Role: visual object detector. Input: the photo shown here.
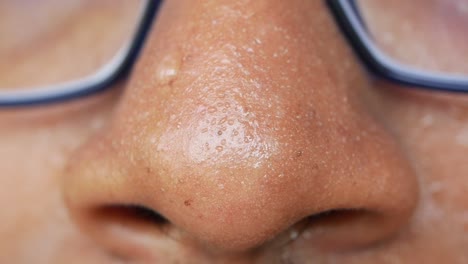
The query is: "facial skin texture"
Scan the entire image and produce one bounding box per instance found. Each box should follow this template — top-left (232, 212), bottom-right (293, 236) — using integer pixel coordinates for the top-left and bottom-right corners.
top-left (1, 0), bottom-right (467, 263)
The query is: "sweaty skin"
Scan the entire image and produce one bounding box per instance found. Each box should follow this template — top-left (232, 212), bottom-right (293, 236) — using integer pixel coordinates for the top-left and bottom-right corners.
top-left (1, 0), bottom-right (467, 263)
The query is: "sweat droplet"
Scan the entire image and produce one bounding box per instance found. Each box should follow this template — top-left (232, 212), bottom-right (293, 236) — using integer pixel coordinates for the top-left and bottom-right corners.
top-left (215, 146), bottom-right (224, 152)
top-left (208, 107), bottom-right (217, 113)
top-left (156, 52), bottom-right (181, 85)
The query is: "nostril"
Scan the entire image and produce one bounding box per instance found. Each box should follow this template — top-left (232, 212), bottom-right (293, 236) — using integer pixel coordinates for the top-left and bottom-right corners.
top-left (92, 204), bottom-right (169, 227)
top-left (80, 204), bottom-right (170, 260)
top-left (307, 208), bottom-right (371, 227)
top-left (297, 209), bottom-right (386, 250)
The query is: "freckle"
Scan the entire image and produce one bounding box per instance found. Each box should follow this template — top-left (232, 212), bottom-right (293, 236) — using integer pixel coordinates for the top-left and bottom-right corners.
top-left (184, 199), bottom-right (193, 206)
top-left (146, 167), bottom-right (151, 173)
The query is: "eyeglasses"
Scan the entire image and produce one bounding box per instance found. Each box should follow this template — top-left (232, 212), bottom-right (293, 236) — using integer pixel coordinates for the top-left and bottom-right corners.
top-left (0, 0), bottom-right (466, 107)
top-left (0, 0), bottom-right (160, 106)
top-left (329, 0), bottom-right (468, 93)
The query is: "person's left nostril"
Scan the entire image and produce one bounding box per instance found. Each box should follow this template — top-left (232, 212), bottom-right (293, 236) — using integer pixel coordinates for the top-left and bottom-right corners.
top-left (72, 202), bottom-right (174, 261)
top-left (299, 208), bottom-right (385, 250)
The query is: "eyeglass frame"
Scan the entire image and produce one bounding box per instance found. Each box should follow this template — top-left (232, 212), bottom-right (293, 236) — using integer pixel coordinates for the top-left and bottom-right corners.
top-left (328, 0), bottom-right (468, 93)
top-left (1, 0), bottom-right (466, 107)
top-left (0, 0), bottom-right (161, 107)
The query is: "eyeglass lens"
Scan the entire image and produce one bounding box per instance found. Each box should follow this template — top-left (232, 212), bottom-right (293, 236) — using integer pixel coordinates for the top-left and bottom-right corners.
top-left (0, 0), bottom-right (144, 91)
top-left (357, 0), bottom-right (468, 76)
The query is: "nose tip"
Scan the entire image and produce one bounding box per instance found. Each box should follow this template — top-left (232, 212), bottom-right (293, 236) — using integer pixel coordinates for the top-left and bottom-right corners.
top-left (63, 88), bottom-right (418, 258)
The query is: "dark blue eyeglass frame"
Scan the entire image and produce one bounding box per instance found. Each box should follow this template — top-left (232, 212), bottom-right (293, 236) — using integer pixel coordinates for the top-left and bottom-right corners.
top-left (1, 0), bottom-right (467, 107)
top-left (328, 0), bottom-right (468, 93)
top-left (0, 0), bottom-right (162, 107)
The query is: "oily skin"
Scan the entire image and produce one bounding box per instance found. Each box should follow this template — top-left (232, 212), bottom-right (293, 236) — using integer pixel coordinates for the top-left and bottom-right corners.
top-left (1, 0), bottom-right (467, 263)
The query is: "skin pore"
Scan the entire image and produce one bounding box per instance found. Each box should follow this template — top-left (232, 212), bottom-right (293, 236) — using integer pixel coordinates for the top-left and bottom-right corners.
top-left (1, 0), bottom-right (467, 263)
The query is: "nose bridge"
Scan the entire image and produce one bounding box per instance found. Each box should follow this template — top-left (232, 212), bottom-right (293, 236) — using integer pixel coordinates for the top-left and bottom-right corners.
top-left (105, 0), bottom-right (358, 247)
top-left (116, 0), bottom-right (356, 171)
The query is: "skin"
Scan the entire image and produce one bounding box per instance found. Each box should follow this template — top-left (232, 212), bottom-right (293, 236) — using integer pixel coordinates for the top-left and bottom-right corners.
top-left (0, 0), bottom-right (467, 263)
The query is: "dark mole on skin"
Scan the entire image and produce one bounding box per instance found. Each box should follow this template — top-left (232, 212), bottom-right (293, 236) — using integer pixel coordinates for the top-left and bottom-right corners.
top-left (184, 199), bottom-right (193, 206)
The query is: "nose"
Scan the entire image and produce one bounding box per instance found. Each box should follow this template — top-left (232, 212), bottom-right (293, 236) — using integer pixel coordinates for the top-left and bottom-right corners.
top-left (63, 0), bottom-right (418, 261)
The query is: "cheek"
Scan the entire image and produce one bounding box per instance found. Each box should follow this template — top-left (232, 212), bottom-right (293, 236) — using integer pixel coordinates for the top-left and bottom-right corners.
top-left (0, 91), bottom-right (117, 261)
top-left (385, 88), bottom-right (468, 208)
top-left (356, 85), bottom-right (468, 263)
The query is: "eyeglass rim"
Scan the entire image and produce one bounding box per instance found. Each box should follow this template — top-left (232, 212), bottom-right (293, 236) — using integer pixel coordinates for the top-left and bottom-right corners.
top-left (328, 0), bottom-right (468, 93)
top-left (2, 0), bottom-right (466, 107)
top-left (0, 0), bottom-right (161, 107)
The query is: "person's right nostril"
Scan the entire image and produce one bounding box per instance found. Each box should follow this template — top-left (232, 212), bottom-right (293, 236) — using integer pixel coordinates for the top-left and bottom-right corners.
top-left (93, 204), bottom-right (169, 230)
